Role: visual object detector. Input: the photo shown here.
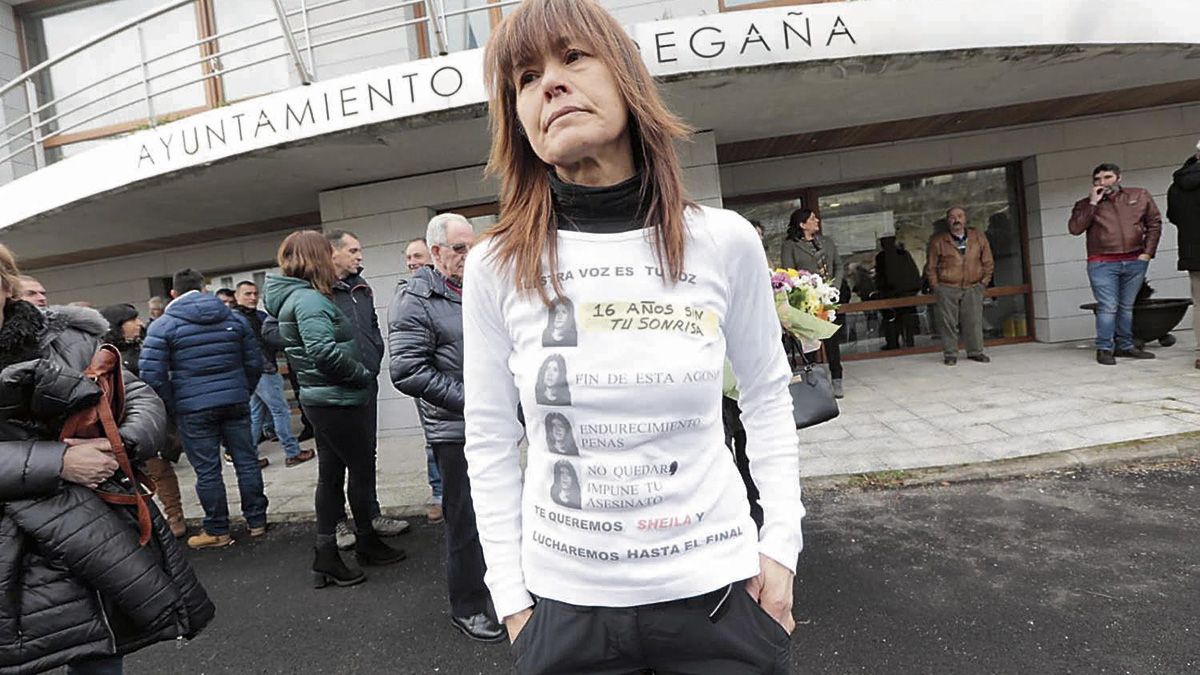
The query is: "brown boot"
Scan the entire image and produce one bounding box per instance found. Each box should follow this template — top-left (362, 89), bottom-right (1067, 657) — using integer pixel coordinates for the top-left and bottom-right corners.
top-left (145, 457), bottom-right (187, 538)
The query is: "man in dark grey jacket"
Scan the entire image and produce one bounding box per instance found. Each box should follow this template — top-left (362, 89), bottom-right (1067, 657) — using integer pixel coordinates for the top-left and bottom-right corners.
top-left (325, 230), bottom-right (409, 546)
top-left (389, 213), bottom-right (502, 643)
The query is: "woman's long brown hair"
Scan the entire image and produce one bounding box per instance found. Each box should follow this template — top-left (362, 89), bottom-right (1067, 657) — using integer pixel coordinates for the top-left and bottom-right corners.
top-left (483, 0), bottom-right (693, 305)
top-left (0, 243), bottom-right (20, 301)
top-left (277, 230), bottom-right (337, 297)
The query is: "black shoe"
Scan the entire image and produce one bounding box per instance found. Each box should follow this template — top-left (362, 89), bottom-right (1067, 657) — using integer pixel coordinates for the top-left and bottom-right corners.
top-left (944, 355), bottom-right (957, 366)
top-left (312, 543), bottom-right (366, 589)
top-left (354, 531), bottom-right (406, 567)
top-left (967, 354), bottom-right (991, 363)
top-left (1114, 348), bottom-right (1156, 359)
top-left (449, 613), bottom-right (505, 643)
top-left (1096, 350), bottom-right (1116, 365)
top-left (298, 428), bottom-right (315, 443)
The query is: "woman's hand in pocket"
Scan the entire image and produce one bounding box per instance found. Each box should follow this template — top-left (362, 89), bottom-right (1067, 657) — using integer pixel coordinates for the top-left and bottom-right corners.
top-left (505, 607), bottom-right (534, 644)
top-left (746, 554), bottom-right (796, 635)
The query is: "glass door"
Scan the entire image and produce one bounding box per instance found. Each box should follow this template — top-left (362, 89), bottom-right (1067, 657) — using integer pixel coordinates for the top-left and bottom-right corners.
top-left (729, 164), bottom-right (1033, 359)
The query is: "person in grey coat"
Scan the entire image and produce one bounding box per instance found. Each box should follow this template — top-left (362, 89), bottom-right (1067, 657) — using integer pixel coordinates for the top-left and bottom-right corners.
top-left (388, 213), bottom-right (503, 643)
top-left (780, 208), bottom-right (846, 397)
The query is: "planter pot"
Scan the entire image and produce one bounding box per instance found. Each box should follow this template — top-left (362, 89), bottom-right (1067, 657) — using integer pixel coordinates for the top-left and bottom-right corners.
top-left (1079, 298), bottom-right (1193, 347)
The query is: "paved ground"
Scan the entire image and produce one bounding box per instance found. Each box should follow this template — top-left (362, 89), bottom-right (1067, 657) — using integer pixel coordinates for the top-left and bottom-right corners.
top-left (170, 334), bottom-right (1200, 522)
top-left (128, 457), bottom-right (1200, 675)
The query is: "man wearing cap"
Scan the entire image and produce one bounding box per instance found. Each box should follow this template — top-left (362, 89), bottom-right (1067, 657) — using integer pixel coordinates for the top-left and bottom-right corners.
top-left (1168, 141), bottom-right (1200, 370)
top-left (1069, 163), bottom-right (1162, 365)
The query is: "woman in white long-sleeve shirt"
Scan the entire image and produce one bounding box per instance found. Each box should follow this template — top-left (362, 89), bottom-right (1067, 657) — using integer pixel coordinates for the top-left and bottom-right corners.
top-left (462, 1), bottom-right (804, 672)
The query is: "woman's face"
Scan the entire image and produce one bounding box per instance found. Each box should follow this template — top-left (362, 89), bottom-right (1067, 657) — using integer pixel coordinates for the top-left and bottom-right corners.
top-left (514, 43), bottom-right (631, 176)
top-left (550, 419), bottom-right (567, 442)
top-left (121, 318), bottom-right (142, 341)
top-left (553, 304), bottom-right (569, 330)
top-left (543, 360), bottom-right (560, 386)
top-left (557, 468), bottom-right (575, 490)
top-left (802, 213), bottom-right (821, 236)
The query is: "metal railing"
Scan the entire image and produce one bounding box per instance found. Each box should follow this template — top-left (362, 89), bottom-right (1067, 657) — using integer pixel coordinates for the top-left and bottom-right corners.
top-left (0, 0), bottom-right (520, 171)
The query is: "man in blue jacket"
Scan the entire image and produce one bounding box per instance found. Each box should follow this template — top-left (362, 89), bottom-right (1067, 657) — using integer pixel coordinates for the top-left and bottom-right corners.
top-left (140, 268), bottom-right (268, 550)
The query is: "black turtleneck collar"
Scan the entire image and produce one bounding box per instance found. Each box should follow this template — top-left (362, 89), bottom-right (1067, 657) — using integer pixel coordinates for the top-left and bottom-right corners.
top-left (549, 170), bottom-right (647, 235)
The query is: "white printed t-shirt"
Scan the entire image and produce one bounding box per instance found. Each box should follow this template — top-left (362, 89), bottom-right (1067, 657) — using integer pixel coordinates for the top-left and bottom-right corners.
top-left (462, 204), bottom-right (805, 619)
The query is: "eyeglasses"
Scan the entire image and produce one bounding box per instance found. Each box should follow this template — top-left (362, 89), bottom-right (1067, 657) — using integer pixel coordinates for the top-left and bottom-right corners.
top-left (451, 243), bottom-right (472, 254)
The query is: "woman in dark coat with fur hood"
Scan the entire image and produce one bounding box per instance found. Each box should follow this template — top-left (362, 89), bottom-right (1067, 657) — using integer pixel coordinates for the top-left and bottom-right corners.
top-left (100, 303), bottom-right (189, 538)
top-left (0, 245), bottom-right (213, 675)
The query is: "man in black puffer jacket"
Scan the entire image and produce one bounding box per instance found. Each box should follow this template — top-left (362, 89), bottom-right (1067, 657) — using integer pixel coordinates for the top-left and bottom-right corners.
top-left (0, 252), bottom-right (213, 675)
top-left (1168, 141), bottom-right (1200, 370)
top-left (389, 213), bottom-right (503, 643)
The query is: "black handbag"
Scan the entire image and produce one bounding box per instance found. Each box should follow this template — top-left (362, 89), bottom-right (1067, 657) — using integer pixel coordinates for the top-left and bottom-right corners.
top-left (789, 347), bottom-right (839, 429)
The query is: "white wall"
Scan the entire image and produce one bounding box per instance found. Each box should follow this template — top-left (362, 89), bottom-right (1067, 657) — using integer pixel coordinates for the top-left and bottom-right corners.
top-left (0, 0), bottom-right (33, 184)
top-left (318, 131), bottom-right (722, 436)
top-left (28, 231), bottom-right (289, 312)
top-left (720, 103), bottom-right (1200, 343)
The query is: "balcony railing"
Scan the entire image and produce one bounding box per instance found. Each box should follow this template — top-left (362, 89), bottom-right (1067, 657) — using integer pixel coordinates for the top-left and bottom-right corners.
top-left (0, 0), bottom-right (519, 173)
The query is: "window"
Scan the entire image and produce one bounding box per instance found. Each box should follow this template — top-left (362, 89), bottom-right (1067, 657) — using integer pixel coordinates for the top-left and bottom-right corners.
top-left (729, 164), bottom-right (1032, 358)
top-left (212, 266), bottom-right (277, 309)
top-left (22, 0), bottom-right (207, 157)
top-left (210, 0), bottom-right (297, 102)
top-left (436, 0), bottom-right (514, 54)
top-left (718, 0), bottom-right (843, 12)
top-left (16, 0), bottom-right (502, 160)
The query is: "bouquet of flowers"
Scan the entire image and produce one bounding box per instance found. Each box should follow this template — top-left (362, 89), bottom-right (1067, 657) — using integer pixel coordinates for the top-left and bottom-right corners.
top-left (771, 268), bottom-right (841, 353)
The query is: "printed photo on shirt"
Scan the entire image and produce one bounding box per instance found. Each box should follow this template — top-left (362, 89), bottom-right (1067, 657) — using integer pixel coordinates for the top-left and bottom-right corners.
top-left (551, 459), bottom-right (582, 510)
top-left (535, 354), bottom-right (572, 406)
top-left (544, 412), bottom-right (580, 456)
top-left (542, 297), bottom-right (578, 347)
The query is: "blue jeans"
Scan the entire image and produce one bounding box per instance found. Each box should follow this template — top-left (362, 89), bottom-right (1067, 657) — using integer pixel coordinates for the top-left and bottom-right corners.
top-left (1087, 259), bottom-right (1148, 352)
top-left (416, 405), bottom-right (442, 502)
top-left (426, 443), bottom-right (443, 503)
top-left (177, 403), bottom-right (269, 535)
top-left (250, 372), bottom-right (302, 459)
top-left (66, 655), bottom-right (123, 675)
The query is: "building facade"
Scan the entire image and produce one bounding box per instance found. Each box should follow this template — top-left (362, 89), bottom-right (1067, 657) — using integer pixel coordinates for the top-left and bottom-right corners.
top-left (1, 0), bottom-right (1197, 434)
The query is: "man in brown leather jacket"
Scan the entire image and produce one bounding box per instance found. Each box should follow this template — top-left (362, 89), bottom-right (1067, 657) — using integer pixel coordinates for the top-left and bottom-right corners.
top-left (926, 207), bottom-right (994, 365)
top-left (1068, 163), bottom-right (1162, 365)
